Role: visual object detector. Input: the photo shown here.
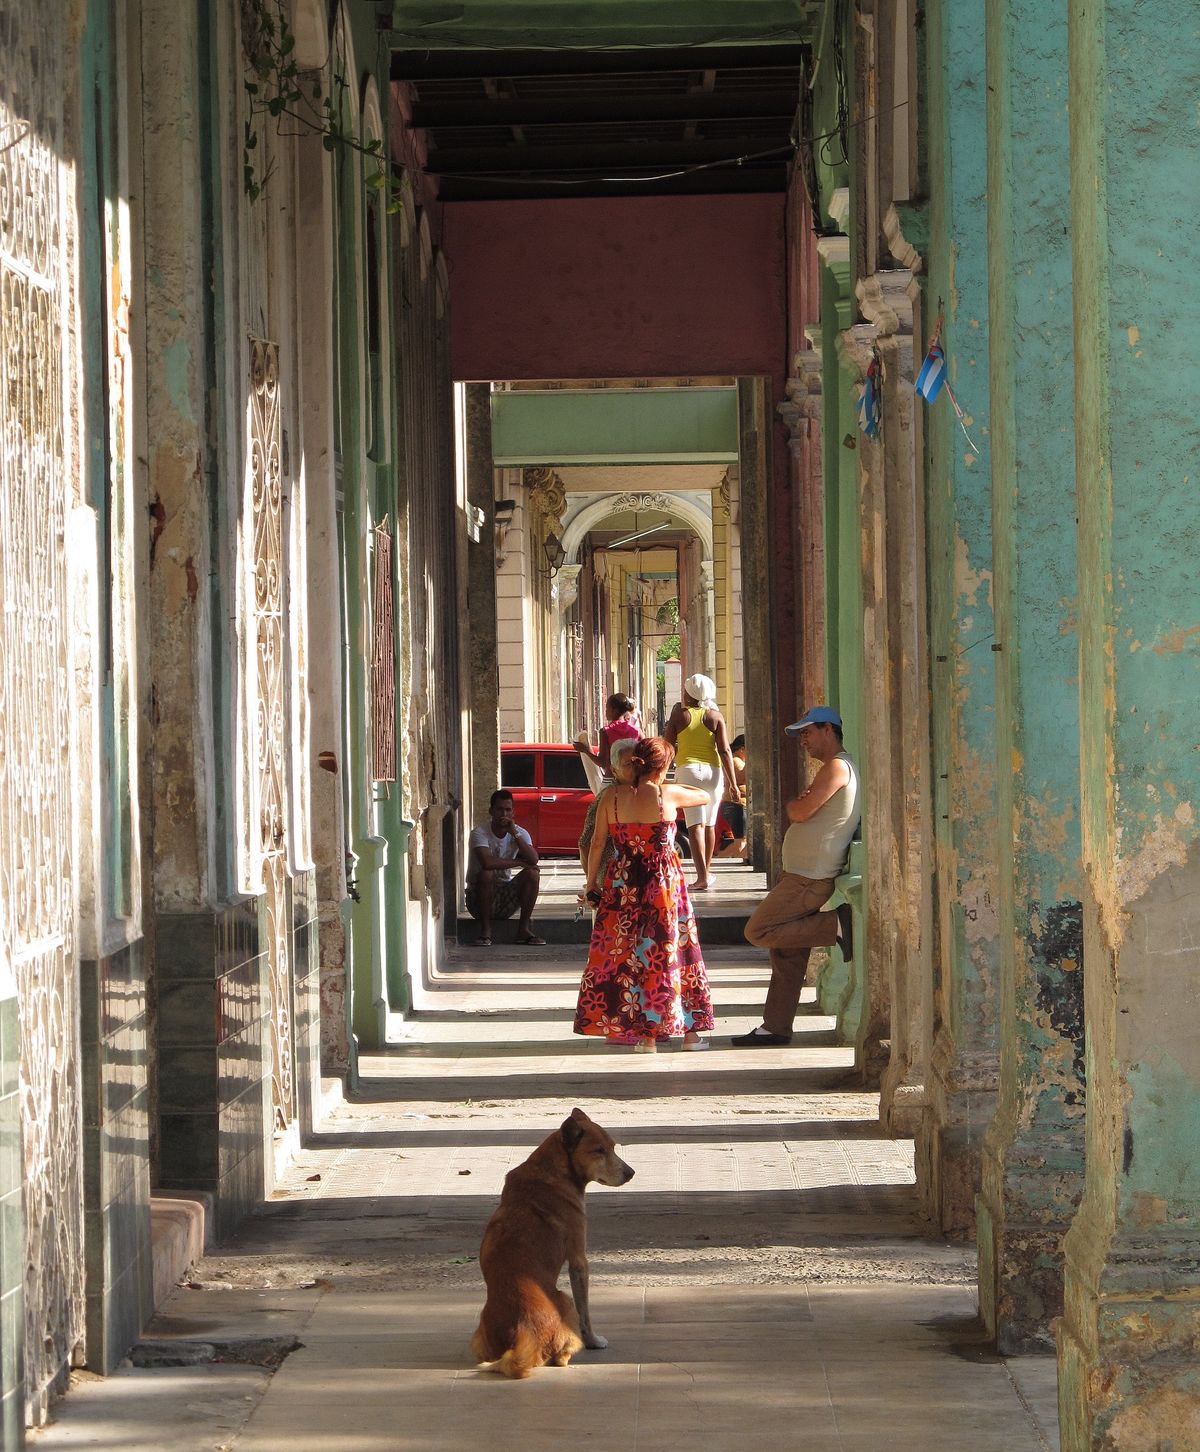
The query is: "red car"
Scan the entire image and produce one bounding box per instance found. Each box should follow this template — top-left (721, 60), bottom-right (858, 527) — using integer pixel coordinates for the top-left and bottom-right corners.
top-left (499, 743), bottom-right (731, 857)
top-left (500, 744), bottom-right (594, 856)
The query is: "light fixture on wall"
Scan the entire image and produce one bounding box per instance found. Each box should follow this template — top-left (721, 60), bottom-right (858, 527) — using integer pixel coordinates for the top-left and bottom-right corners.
top-left (543, 531), bottom-right (567, 578)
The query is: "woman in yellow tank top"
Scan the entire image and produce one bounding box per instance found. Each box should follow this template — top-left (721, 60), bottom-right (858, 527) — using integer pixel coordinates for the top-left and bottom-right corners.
top-left (665, 673), bottom-right (742, 891)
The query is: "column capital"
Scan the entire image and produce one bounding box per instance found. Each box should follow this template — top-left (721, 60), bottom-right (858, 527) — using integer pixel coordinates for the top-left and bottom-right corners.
top-left (856, 268), bottom-right (916, 340)
top-left (556, 563), bottom-right (582, 611)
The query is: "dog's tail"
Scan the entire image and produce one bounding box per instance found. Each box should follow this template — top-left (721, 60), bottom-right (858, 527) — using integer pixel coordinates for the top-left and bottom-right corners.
top-left (487, 1328), bottom-right (541, 1381)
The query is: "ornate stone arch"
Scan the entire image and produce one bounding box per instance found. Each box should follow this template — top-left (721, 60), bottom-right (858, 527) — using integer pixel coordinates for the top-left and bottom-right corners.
top-left (561, 491), bottom-right (715, 564)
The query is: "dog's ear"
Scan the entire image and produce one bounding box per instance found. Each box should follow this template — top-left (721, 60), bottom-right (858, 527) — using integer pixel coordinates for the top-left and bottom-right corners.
top-left (560, 1114), bottom-right (584, 1152)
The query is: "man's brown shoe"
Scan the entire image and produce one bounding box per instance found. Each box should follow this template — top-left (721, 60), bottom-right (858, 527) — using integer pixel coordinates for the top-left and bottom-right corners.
top-left (835, 904), bottom-right (854, 961)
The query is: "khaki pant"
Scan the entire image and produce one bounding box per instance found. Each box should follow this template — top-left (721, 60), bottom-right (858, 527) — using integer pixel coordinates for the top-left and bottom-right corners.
top-left (744, 872), bottom-right (838, 1036)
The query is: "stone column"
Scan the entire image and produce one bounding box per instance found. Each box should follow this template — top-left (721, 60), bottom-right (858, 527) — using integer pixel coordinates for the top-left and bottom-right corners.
top-left (556, 564), bottom-right (582, 738)
top-left (915, 0), bottom-right (1000, 1235)
top-left (699, 558), bottom-right (717, 679)
top-left (974, 0), bottom-right (1084, 1353)
top-left (464, 384), bottom-right (500, 828)
top-left (859, 267), bottom-right (933, 1135)
top-left (737, 377), bottom-right (780, 877)
top-left (777, 353), bottom-right (825, 715)
top-left (1056, 0), bottom-right (1200, 1440)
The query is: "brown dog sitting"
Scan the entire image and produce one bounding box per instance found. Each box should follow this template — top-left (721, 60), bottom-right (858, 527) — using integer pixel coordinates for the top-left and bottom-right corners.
top-left (470, 1107), bottom-right (635, 1379)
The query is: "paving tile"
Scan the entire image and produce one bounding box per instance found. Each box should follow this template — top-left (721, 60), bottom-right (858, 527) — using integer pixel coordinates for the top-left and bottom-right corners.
top-left (33, 955), bottom-right (1056, 1452)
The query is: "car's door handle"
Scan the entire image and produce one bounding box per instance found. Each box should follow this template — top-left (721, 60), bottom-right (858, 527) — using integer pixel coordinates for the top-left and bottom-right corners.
top-left (539, 795), bottom-right (558, 803)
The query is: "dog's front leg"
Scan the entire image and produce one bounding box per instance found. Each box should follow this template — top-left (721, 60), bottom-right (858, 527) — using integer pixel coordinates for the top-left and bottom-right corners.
top-left (568, 1257), bottom-right (606, 1349)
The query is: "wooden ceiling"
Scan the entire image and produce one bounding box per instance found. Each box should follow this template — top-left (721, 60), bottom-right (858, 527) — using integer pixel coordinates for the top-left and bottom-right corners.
top-left (392, 44), bottom-right (807, 200)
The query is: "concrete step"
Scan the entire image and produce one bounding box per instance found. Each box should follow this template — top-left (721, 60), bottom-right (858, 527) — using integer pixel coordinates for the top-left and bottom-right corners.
top-left (455, 911), bottom-right (751, 947)
top-left (149, 1193), bottom-right (209, 1311)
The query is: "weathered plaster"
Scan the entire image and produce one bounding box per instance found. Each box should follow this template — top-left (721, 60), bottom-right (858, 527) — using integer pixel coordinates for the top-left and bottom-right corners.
top-left (1057, 0), bottom-right (1200, 1439)
top-left (914, 0), bottom-right (1000, 1237)
top-left (973, 0), bottom-right (1086, 1353)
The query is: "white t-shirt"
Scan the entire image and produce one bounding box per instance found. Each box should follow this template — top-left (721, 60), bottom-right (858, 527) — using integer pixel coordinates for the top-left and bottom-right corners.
top-left (466, 823), bottom-right (534, 886)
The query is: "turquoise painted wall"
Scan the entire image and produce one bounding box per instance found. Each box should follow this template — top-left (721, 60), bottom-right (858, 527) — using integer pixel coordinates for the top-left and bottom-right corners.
top-left (986, 0), bottom-right (1082, 1163)
top-left (975, 0), bottom-right (1084, 1351)
top-left (923, 0), bottom-right (996, 1071)
top-left (1059, 0), bottom-right (1200, 1440)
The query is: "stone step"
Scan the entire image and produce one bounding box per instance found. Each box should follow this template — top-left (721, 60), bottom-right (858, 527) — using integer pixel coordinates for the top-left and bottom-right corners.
top-left (455, 911), bottom-right (751, 947)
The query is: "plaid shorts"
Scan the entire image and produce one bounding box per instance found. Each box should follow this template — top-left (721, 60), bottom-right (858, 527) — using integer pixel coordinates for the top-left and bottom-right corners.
top-left (466, 874), bottom-right (521, 921)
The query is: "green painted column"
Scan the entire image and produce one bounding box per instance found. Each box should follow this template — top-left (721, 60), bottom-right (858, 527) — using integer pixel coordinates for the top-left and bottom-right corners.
top-left (914, 0), bottom-right (999, 1235)
top-left (1057, 0), bottom-right (1200, 1441)
top-left (333, 145), bottom-right (386, 1063)
top-left (975, 0), bottom-right (1085, 1353)
top-left (814, 237), bottom-right (869, 1040)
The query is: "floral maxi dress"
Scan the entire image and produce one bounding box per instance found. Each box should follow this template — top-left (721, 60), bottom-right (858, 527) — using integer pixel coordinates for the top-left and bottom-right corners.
top-left (573, 800), bottom-right (714, 1045)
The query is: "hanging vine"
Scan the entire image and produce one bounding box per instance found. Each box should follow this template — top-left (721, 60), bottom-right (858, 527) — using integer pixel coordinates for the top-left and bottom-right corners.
top-left (240, 0), bottom-right (405, 213)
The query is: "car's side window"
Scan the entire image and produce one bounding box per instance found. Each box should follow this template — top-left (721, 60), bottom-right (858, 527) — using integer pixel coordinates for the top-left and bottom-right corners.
top-left (501, 753), bottom-right (537, 788)
top-left (543, 753), bottom-right (589, 791)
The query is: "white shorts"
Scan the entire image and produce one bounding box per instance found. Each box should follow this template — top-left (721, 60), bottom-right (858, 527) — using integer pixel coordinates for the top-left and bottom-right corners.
top-left (676, 761), bottom-right (724, 827)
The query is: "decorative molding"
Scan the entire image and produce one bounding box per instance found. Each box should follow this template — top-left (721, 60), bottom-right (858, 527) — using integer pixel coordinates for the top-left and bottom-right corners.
top-left (884, 202), bottom-right (927, 275)
top-left (835, 322), bottom-right (878, 381)
top-left (857, 269), bottom-right (915, 339)
top-left (557, 563), bottom-right (583, 611)
top-left (827, 185), bottom-right (851, 233)
top-left (610, 490), bottom-right (673, 515)
top-left (778, 352), bottom-right (825, 438)
top-left (715, 469), bottom-right (732, 520)
top-left (524, 466), bottom-right (567, 527)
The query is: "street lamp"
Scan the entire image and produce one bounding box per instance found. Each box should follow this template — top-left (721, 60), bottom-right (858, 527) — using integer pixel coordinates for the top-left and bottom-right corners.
top-left (543, 531), bottom-right (566, 577)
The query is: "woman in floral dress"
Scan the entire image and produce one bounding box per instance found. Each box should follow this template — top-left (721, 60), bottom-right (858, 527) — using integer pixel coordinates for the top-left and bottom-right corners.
top-left (574, 736), bottom-right (715, 1052)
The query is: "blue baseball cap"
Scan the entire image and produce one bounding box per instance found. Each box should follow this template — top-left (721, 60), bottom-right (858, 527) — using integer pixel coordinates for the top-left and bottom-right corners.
top-left (785, 706), bottom-right (843, 735)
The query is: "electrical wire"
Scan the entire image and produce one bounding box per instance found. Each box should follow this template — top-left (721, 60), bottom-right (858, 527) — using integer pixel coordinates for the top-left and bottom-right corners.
top-left (417, 101), bottom-right (907, 189)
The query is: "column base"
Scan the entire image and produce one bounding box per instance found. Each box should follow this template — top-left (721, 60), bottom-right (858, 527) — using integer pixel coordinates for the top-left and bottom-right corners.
top-left (1057, 1217), bottom-right (1200, 1450)
top-left (880, 1075), bottom-right (928, 1138)
top-left (916, 1037), bottom-right (998, 1234)
top-left (976, 1196), bottom-right (1068, 1353)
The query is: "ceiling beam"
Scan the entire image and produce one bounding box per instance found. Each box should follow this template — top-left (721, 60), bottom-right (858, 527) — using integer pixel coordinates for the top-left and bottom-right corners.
top-left (409, 90), bottom-right (799, 129)
top-left (391, 43), bottom-right (808, 83)
top-left (424, 135), bottom-right (789, 174)
top-left (433, 167), bottom-right (787, 200)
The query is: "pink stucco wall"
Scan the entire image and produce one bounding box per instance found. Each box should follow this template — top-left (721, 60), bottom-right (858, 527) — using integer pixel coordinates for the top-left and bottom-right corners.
top-left (443, 194), bottom-right (786, 383)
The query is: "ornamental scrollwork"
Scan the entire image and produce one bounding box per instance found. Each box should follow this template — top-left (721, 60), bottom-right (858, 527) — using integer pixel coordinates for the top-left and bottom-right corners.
top-left (524, 466), bottom-right (567, 526)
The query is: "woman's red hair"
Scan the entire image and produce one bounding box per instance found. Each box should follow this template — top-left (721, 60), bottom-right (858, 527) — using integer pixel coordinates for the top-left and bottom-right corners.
top-left (629, 735), bottom-right (674, 785)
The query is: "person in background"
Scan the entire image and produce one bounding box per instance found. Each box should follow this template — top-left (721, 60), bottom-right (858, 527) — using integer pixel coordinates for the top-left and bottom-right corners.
top-left (664, 673), bottom-right (741, 892)
top-left (731, 706), bottom-right (859, 1046)
top-left (574, 736), bottom-right (714, 1052)
top-left (574, 693), bottom-right (641, 787)
top-left (466, 789), bottom-right (545, 948)
top-left (577, 735), bottom-right (638, 876)
top-left (716, 733), bottom-right (749, 860)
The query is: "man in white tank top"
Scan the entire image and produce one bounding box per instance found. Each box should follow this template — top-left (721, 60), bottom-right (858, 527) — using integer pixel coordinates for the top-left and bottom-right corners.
top-left (732, 706), bottom-right (860, 1046)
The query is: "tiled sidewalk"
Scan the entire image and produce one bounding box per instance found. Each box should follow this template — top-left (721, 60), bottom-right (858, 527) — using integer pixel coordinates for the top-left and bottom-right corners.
top-left (33, 947), bottom-right (1059, 1451)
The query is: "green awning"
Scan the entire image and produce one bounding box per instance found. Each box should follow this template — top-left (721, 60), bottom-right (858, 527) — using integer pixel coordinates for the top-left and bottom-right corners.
top-left (490, 387), bottom-right (739, 465)
top-left (387, 2), bottom-right (815, 52)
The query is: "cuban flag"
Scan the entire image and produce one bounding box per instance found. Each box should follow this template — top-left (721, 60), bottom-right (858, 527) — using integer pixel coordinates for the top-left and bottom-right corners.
top-left (857, 358), bottom-right (881, 439)
top-left (916, 340), bottom-right (947, 404)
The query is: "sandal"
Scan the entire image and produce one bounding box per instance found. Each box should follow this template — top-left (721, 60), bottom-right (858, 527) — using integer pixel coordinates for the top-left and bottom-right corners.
top-left (515, 932), bottom-right (547, 946)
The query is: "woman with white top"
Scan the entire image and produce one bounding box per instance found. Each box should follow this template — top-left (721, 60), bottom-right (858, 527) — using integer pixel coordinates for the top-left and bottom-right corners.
top-left (664, 673), bottom-right (742, 891)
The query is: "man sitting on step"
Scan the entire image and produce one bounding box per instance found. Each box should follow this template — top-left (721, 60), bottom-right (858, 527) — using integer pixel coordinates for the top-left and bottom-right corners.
top-left (731, 706), bottom-right (859, 1046)
top-left (467, 789), bottom-right (545, 947)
